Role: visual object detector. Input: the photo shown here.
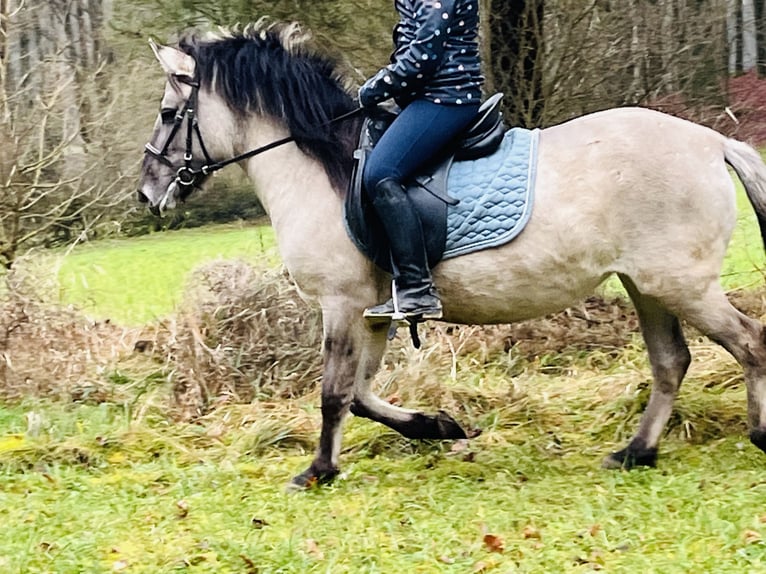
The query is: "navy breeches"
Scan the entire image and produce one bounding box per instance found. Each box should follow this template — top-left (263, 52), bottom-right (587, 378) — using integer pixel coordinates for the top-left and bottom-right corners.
top-left (362, 99), bottom-right (480, 198)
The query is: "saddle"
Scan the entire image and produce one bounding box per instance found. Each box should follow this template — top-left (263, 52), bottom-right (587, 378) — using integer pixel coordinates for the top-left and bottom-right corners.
top-left (344, 93), bottom-right (507, 273)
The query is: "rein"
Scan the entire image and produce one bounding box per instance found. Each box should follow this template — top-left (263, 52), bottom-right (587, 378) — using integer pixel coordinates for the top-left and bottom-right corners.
top-left (144, 74), bottom-right (364, 196)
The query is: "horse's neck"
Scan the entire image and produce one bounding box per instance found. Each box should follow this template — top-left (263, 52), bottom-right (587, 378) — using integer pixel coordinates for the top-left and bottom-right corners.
top-left (241, 121), bottom-right (364, 290)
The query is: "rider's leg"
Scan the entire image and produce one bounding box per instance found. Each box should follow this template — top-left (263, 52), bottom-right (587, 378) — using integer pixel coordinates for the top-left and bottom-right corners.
top-left (362, 99), bottom-right (479, 318)
top-left (365, 177), bottom-right (443, 318)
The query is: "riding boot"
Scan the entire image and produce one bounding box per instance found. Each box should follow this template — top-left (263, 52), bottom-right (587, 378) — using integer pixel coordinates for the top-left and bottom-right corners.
top-left (364, 178), bottom-right (443, 320)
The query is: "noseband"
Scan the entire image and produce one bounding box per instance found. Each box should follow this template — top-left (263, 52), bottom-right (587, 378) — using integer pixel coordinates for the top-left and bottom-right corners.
top-left (144, 73), bottom-right (363, 200)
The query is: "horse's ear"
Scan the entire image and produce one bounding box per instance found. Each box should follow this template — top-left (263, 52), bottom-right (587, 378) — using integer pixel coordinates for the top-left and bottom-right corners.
top-left (149, 39), bottom-right (195, 79)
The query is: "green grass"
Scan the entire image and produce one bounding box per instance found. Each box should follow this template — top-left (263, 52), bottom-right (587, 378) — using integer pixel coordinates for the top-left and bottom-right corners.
top-left (53, 223), bottom-right (278, 325)
top-left (1, 376), bottom-right (766, 573)
top-left (721, 178), bottom-right (766, 289)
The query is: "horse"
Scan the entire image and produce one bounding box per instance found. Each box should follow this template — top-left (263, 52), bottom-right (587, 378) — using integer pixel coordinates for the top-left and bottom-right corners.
top-left (138, 22), bottom-right (766, 489)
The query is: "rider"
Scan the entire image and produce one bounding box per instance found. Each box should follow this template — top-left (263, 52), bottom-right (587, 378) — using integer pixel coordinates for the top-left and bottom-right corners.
top-left (359, 0), bottom-right (484, 320)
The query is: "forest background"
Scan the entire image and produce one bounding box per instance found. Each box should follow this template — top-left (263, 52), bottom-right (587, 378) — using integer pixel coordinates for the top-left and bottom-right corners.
top-left (1, 0), bottom-right (766, 269)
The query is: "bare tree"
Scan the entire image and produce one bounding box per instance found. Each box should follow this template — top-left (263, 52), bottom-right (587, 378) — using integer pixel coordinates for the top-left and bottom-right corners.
top-left (0, 1), bottom-right (132, 271)
top-left (482, 0), bottom-right (545, 128)
top-left (481, 0), bottom-right (729, 128)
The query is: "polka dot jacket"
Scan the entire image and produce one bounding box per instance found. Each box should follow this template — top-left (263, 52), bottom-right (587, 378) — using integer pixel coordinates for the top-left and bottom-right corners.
top-left (359, 0), bottom-right (484, 108)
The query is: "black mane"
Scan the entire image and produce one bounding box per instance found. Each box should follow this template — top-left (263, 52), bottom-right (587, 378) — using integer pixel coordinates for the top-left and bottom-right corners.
top-left (178, 22), bottom-right (360, 192)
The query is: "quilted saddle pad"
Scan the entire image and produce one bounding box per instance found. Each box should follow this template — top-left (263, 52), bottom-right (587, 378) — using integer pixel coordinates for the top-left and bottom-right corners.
top-left (443, 127), bottom-right (539, 259)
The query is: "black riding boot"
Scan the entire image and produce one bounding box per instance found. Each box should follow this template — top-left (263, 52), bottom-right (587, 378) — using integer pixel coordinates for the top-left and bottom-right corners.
top-left (364, 178), bottom-right (443, 320)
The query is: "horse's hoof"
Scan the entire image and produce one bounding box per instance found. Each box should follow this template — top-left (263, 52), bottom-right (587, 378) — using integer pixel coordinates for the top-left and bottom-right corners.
top-left (602, 443), bottom-right (658, 470)
top-left (750, 428), bottom-right (766, 453)
top-left (286, 464), bottom-right (339, 492)
top-left (403, 410), bottom-right (468, 440)
top-left (434, 410), bottom-right (469, 440)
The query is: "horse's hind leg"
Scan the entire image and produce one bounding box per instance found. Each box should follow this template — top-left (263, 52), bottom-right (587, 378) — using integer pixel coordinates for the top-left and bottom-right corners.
top-left (603, 275), bottom-right (692, 469)
top-left (670, 285), bottom-right (766, 453)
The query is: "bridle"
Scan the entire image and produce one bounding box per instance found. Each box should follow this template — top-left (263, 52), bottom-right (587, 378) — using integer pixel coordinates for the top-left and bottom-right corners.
top-left (144, 73), bottom-right (363, 200)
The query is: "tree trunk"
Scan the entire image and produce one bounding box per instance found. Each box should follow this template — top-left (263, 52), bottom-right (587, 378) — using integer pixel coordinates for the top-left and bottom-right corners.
top-left (757, 0), bottom-right (766, 75)
top-left (742, 0), bottom-right (758, 71)
top-left (484, 0), bottom-right (545, 128)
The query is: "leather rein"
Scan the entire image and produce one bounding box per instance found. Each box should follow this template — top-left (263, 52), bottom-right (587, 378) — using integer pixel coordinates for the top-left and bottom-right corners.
top-left (144, 74), bottom-right (364, 198)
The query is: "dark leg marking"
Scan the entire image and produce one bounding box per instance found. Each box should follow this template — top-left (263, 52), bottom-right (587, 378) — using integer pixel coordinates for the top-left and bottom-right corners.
top-left (290, 333), bottom-right (357, 489)
top-left (750, 428), bottom-right (766, 453)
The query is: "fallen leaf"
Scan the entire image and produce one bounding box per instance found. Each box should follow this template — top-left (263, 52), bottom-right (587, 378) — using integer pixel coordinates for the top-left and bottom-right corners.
top-left (0, 435), bottom-right (27, 453)
top-left (176, 500), bottom-right (189, 518)
top-left (251, 517), bottom-right (269, 529)
top-left (107, 452), bottom-right (126, 464)
top-left (438, 555), bottom-right (455, 564)
top-left (305, 539), bottom-right (324, 560)
top-left (112, 560), bottom-right (129, 572)
top-left (483, 533), bottom-right (505, 553)
top-left (522, 525), bottom-right (541, 540)
top-left (744, 529), bottom-right (762, 544)
top-left (239, 553), bottom-right (259, 574)
top-left (589, 524), bottom-right (602, 537)
top-left (760, 514), bottom-right (766, 524)
top-left (386, 394), bottom-right (402, 405)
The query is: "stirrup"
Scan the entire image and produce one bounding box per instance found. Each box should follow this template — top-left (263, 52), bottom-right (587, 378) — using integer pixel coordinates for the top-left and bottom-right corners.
top-left (364, 281), bottom-right (442, 320)
top-left (365, 288), bottom-right (419, 349)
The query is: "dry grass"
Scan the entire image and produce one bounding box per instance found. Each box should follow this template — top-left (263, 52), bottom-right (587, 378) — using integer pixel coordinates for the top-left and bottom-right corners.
top-left (5, 256), bottom-right (766, 447)
top-left (0, 261), bottom-right (137, 402)
top-left (148, 260), bottom-right (324, 419)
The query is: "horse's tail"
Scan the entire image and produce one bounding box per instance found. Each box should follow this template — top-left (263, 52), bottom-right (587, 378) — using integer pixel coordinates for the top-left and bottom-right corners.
top-left (724, 138), bottom-right (766, 254)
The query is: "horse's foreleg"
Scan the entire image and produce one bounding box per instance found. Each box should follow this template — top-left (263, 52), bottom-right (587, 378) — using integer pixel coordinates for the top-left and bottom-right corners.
top-left (289, 314), bottom-right (468, 489)
top-left (350, 323), bottom-right (468, 440)
top-left (289, 312), bottom-right (361, 489)
top-left (604, 277), bottom-right (691, 469)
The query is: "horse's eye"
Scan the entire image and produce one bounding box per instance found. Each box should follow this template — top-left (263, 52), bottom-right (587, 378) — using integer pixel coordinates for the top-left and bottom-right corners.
top-left (160, 108), bottom-right (178, 124)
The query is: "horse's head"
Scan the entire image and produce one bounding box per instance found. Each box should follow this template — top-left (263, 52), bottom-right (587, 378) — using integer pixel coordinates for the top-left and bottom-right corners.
top-left (139, 23), bottom-right (361, 215)
top-left (138, 41), bottom-right (230, 214)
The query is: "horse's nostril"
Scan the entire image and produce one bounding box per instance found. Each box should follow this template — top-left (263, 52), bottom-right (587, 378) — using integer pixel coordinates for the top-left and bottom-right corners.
top-left (137, 190), bottom-right (149, 204)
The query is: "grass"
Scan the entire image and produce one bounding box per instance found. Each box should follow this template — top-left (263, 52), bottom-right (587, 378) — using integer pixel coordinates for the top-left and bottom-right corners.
top-left (2, 181), bottom-right (766, 572)
top-left (2, 365), bottom-right (766, 573)
top-left (53, 223), bottom-right (278, 325)
top-left (722, 178), bottom-right (766, 288)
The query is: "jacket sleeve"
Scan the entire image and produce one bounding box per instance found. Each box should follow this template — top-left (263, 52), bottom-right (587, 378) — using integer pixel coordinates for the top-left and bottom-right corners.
top-left (359, 0), bottom-right (457, 106)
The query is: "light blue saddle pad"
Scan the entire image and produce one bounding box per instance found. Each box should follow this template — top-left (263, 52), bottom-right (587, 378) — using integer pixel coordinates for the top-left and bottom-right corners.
top-left (443, 127), bottom-right (539, 259)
